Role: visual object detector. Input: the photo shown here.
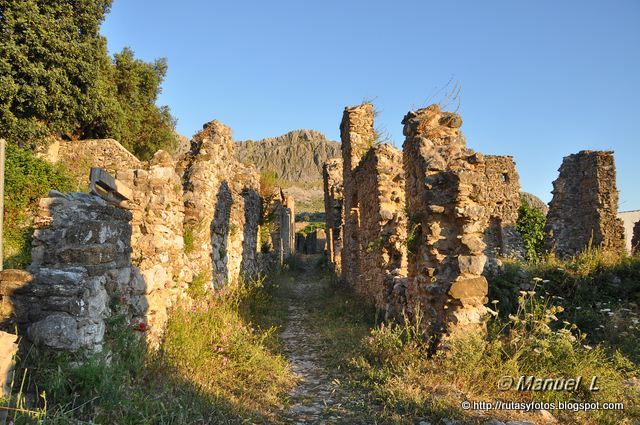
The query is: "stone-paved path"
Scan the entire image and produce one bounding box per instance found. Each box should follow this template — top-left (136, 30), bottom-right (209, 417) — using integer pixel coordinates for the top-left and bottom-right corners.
top-left (278, 255), bottom-right (374, 424)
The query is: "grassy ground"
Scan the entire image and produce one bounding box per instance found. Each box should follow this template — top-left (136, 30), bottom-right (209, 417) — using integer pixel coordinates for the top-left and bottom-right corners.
top-left (6, 276), bottom-right (296, 424)
top-left (4, 252), bottom-right (639, 424)
top-left (342, 251), bottom-right (640, 424)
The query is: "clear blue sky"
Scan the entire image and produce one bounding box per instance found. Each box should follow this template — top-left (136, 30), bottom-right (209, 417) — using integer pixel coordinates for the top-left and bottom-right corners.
top-left (101, 0), bottom-right (640, 209)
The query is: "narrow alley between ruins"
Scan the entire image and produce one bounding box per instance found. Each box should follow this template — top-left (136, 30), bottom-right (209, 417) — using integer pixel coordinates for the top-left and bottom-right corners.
top-left (276, 254), bottom-right (378, 424)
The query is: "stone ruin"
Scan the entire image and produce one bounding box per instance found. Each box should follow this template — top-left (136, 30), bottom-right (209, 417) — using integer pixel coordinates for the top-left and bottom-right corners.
top-left (182, 120), bottom-right (263, 287)
top-left (3, 192), bottom-right (134, 352)
top-left (326, 103), bottom-right (524, 338)
top-left (271, 193), bottom-right (296, 265)
top-left (324, 102), bottom-right (631, 342)
top-left (544, 150), bottom-right (625, 258)
top-left (353, 144), bottom-right (407, 319)
top-left (404, 106), bottom-right (494, 338)
top-left (295, 228), bottom-right (326, 255)
top-left (0, 120), bottom-right (293, 353)
top-left (339, 104), bottom-right (376, 289)
top-left (323, 159), bottom-right (343, 274)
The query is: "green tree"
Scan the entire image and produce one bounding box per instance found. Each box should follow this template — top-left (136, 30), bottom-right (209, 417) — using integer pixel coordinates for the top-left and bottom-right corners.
top-left (0, 0), bottom-right (117, 145)
top-left (109, 47), bottom-right (177, 159)
top-left (0, 1), bottom-right (177, 159)
top-left (516, 199), bottom-right (547, 262)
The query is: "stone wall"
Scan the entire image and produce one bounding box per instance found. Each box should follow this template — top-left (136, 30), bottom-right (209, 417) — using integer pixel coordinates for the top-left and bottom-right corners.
top-left (544, 151), bottom-right (625, 258)
top-left (323, 159), bottom-right (344, 274)
top-left (353, 144), bottom-right (408, 319)
top-left (340, 104), bottom-right (375, 286)
top-left (402, 105), bottom-right (492, 340)
top-left (116, 150), bottom-right (191, 345)
top-left (2, 192), bottom-right (136, 352)
top-left (45, 139), bottom-right (143, 188)
top-left (182, 120), bottom-right (263, 287)
top-left (481, 155), bottom-right (524, 262)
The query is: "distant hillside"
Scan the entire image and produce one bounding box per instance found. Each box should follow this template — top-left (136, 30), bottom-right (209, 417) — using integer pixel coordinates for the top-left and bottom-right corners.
top-left (235, 130), bottom-right (341, 182)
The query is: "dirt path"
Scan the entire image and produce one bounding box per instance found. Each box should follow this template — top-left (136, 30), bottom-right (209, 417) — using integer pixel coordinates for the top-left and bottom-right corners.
top-left (277, 255), bottom-right (375, 424)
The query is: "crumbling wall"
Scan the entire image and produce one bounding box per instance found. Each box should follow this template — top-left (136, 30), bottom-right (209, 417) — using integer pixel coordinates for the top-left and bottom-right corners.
top-left (481, 155), bottom-right (524, 262)
top-left (544, 151), bottom-right (625, 258)
top-left (116, 150), bottom-right (191, 345)
top-left (402, 105), bottom-right (491, 339)
top-left (340, 103), bottom-right (375, 286)
top-left (1, 192), bottom-right (136, 352)
top-left (45, 139), bottom-right (143, 188)
top-left (182, 120), bottom-right (263, 287)
top-left (323, 159), bottom-right (343, 274)
top-left (353, 144), bottom-right (408, 319)
top-left (271, 195), bottom-right (295, 264)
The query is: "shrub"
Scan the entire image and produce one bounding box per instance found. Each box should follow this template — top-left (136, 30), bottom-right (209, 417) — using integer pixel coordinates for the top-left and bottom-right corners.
top-left (3, 143), bottom-right (74, 268)
top-left (516, 199), bottom-right (546, 262)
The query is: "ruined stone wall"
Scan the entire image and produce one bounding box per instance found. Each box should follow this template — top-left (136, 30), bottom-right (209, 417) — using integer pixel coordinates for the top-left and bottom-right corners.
top-left (340, 104), bottom-right (375, 286)
top-left (182, 120), bottom-right (263, 287)
top-left (481, 155), bottom-right (524, 262)
top-left (403, 105), bottom-right (491, 339)
top-left (544, 151), bottom-right (625, 258)
top-left (353, 144), bottom-right (408, 319)
top-left (45, 139), bottom-right (143, 188)
top-left (323, 159), bottom-right (343, 274)
top-left (116, 151), bottom-right (191, 345)
top-left (1, 192), bottom-right (136, 352)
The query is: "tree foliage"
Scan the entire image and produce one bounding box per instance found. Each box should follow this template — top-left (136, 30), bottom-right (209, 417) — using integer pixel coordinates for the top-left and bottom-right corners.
top-left (0, 0), bottom-right (177, 159)
top-left (516, 199), bottom-right (547, 263)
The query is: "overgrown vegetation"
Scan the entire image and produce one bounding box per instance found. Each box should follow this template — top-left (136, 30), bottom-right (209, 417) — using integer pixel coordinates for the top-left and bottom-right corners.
top-left (343, 250), bottom-right (640, 424)
top-left (0, 0), bottom-right (177, 159)
top-left (3, 144), bottom-right (74, 269)
top-left (516, 198), bottom-right (547, 262)
top-left (297, 222), bottom-right (325, 237)
top-left (8, 276), bottom-right (295, 424)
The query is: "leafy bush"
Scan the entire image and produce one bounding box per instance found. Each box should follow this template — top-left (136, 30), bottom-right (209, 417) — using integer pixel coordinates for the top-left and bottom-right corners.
top-left (3, 143), bottom-right (74, 268)
top-left (516, 199), bottom-right (547, 262)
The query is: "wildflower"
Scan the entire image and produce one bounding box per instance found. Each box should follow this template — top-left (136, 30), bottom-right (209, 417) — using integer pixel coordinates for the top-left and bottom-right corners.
top-left (542, 279), bottom-right (550, 283)
top-left (533, 348), bottom-right (542, 354)
top-left (583, 345), bottom-right (593, 350)
top-left (533, 277), bottom-right (543, 282)
top-left (138, 322), bottom-right (147, 331)
top-left (600, 308), bottom-right (611, 313)
top-left (491, 300), bottom-right (499, 305)
top-left (527, 291), bottom-right (536, 296)
top-left (486, 308), bottom-right (499, 317)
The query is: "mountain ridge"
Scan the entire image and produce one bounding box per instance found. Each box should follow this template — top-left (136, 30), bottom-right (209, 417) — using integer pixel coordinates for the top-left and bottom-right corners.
top-left (235, 129), bottom-right (341, 182)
